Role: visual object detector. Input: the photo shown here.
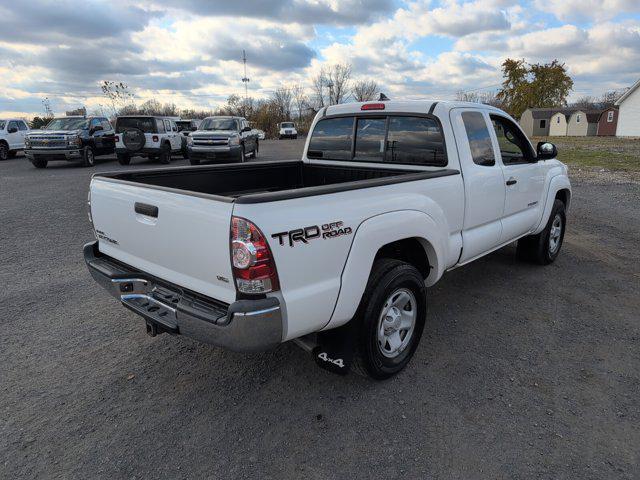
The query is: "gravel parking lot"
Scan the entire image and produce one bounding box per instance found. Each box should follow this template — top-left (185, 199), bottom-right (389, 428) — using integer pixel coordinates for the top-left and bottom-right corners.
top-left (1, 139), bottom-right (639, 479)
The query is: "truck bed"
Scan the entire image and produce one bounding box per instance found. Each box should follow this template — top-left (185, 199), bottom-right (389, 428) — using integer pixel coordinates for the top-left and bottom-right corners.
top-left (95, 160), bottom-right (459, 204)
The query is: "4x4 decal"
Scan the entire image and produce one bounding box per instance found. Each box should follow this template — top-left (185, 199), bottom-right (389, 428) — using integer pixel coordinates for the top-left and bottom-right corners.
top-left (272, 221), bottom-right (352, 247)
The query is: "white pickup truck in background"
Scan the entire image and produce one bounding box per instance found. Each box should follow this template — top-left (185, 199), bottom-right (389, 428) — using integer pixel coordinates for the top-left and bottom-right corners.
top-left (85, 100), bottom-right (571, 379)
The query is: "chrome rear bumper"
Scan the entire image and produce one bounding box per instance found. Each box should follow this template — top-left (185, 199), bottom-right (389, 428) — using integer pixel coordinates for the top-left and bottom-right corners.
top-left (84, 242), bottom-right (282, 352)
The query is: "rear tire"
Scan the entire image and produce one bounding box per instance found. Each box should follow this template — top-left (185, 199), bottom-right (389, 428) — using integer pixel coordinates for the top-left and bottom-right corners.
top-left (31, 158), bottom-right (48, 168)
top-left (159, 143), bottom-right (171, 164)
top-left (82, 145), bottom-right (95, 167)
top-left (517, 199), bottom-right (566, 265)
top-left (117, 153), bottom-right (131, 165)
top-left (352, 259), bottom-right (427, 380)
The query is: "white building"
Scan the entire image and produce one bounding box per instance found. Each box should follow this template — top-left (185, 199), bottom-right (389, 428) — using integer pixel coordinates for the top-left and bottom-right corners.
top-left (615, 79), bottom-right (640, 137)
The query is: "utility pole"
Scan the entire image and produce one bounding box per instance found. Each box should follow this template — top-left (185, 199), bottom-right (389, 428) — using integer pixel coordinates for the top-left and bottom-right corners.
top-left (326, 80), bottom-right (334, 105)
top-left (42, 97), bottom-right (53, 117)
top-left (241, 50), bottom-right (250, 116)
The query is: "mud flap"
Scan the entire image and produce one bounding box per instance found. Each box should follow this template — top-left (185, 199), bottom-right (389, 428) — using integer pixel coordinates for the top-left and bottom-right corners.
top-left (312, 322), bottom-right (356, 375)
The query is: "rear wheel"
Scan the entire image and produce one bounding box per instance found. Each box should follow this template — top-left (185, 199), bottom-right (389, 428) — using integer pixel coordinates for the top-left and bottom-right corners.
top-left (517, 199), bottom-right (566, 265)
top-left (0, 143), bottom-right (8, 160)
top-left (82, 146), bottom-right (95, 167)
top-left (352, 259), bottom-right (427, 380)
top-left (31, 158), bottom-right (48, 168)
top-left (117, 153), bottom-right (131, 165)
top-left (159, 143), bottom-right (171, 164)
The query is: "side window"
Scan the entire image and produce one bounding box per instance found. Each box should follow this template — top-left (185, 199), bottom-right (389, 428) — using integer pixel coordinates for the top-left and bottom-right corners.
top-left (461, 112), bottom-right (494, 166)
top-left (156, 119), bottom-right (165, 133)
top-left (164, 120), bottom-right (171, 132)
top-left (386, 116), bottom-right (446, 166)
top-left (607, 111), bottom-right (614, 122)
top-left (308, 117), bottom-right (354, 160)
top-left (556, 116), bottom-right (561, 124)
top-left (101, 119), bottom-right (112, 130)
top-left (8, 121), bottom-right (18, 131)
top-left (90, 118), bottom-right (101, 128)
top-left (490, 115), bottom-right (534, 165)
top-left (354, 117), bottom-right (386, 161)
top-left (18, 121), bottom-right (28, 131)
top-left (576, 114), bottom-right (581, 123)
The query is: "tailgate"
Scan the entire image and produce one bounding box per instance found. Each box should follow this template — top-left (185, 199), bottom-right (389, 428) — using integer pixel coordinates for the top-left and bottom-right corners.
top-left (89, 178), bottom-right (236, 304)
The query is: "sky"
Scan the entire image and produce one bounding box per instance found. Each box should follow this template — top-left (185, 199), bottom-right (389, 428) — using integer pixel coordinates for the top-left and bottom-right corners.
top-left (1, 0), bottom-right (639, 118)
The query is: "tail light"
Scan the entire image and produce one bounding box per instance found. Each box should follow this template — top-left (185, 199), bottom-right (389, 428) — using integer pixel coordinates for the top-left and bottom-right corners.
top-left (231, 216), bottom-right (279, 294)
top-left (152, 135), bottom-right (159, 142)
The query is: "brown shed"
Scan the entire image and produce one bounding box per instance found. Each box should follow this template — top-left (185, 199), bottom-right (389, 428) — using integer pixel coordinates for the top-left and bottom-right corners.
top-left (596, 107), bottom-right (619, 136)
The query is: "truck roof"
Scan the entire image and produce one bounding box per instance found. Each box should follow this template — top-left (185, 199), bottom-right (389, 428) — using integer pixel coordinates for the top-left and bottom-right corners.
top-left (324, 100), bottom-right (504, 116)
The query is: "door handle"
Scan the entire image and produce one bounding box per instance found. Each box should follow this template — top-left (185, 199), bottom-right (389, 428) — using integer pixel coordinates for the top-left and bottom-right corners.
top-left (135, 202), bottom-right (158, 218)
top-left (506, 178), bottom-right (517, 186)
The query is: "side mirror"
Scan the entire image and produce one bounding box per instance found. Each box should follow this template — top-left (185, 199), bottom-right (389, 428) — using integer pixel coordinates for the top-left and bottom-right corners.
top-left (242, 126), bottom-right (251, 132)
top-left (8, 126), bottom-right (18, 133)
top-left (190, 126), bottom-right (198, 131)
top-left (91, 125), bottom-right (103, 133)
top-left (537, 141), bottom-right (557, 160)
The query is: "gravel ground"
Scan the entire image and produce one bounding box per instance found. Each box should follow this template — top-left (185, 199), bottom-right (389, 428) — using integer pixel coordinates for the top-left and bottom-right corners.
top-left (1, 140), bottom-right (639, 479)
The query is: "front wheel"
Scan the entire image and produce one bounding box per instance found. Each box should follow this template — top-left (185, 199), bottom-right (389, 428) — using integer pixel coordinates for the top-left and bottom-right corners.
top-left (517, 199), bottom-right (566, 265)
top-left (0, 143), bottom-right (8, 161)
top-left (352, 259), bottom-right (427, 380)
top-left (237, 145), bottom-right (246, 163)
top-left (252, 141), bottom-right (259, 158)
top-left (82, 146), bottom-right (95, 167)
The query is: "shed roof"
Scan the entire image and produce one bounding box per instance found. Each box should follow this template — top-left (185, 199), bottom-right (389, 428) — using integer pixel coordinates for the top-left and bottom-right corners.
top-left (529, 107), bottom-right (577, 120)
top-left (615, 78), bottom-right (640, 105)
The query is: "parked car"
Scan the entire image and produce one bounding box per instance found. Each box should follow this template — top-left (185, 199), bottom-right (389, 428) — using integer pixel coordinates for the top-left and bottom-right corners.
top-left (84, 100), bottom-right (571, 379)
top-left (25, 116), bottom-right (114, 168)
top-left (0, 118), bottom-right (29, 160)
top-left (278, 121), bottom-right (297, 139)
top-left (186, 116), bottom-right (258, 165)
top-left (114, 116), bottom-right (184, 165)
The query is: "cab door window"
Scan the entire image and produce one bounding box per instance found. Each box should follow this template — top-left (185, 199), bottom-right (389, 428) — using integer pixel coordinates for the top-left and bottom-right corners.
top-left (489, 115), bottom-right (534, 165)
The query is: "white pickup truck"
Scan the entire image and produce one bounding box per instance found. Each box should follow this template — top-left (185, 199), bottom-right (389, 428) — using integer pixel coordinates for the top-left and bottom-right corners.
top-left (84, 100), bottom-right (571, 379)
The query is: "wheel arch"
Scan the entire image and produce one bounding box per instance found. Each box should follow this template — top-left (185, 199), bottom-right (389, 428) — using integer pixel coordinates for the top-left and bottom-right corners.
top-left (533, 174), bottom-right (572, 234)
top-left (323, 210), bottom-right (448, 331)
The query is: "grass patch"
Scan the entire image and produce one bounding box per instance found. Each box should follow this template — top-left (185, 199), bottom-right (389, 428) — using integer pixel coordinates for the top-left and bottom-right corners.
top-left (532, 136), bottom-right (640, 172)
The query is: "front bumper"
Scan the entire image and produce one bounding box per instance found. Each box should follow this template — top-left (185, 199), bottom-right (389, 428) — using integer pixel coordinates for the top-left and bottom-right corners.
top-left (84, 242), bottom-right (283, 352)
top-left (25, 148), bottom-right (81, 161)
top-left (188, 145), bottom-right (241, 161)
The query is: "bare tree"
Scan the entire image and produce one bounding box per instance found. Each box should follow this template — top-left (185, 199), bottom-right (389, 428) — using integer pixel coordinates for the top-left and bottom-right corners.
top-left (571, 95), bottom-right (597, 109)
top-left (352, 79), bottom-right (378, 102)
top-left (311, 68), bottom-right (327, 109)
top-left (101, 81), bottom-right (133, 116)
top-left (326, 63), bottom-right (352, 105)
top-left (291, 84), bottom-right (308, 119)
top-left (455, 90), bottom-right (480, 103)
top-left (272, 86), bottom-right (293, 119)
top-left (599, 90), bottom-right (624, 109)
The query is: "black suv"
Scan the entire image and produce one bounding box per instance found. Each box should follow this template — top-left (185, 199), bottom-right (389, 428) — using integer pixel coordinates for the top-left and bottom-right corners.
top-left (25, 116), bottom-right (115, 168)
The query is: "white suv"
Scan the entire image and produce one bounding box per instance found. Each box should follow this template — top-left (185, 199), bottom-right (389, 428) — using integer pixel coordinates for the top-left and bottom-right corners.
top-left (114, 116), bottom-right (184, 165)
top-left (0, 119), bottom-right (29, 160)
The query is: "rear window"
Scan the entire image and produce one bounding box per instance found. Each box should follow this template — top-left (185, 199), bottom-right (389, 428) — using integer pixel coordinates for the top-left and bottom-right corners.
top-left (308, 115), bottom-right (447, 166)
top-left (116, 117), bottom-right (157, 133)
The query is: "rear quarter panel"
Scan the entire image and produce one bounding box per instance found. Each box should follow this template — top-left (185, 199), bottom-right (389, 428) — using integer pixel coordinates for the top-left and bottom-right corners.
top-left (234, 174), bottom-right (464, 340)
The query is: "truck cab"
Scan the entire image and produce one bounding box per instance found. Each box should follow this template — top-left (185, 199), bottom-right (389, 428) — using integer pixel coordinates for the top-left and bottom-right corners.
top-left (278, 122), bottom-right (297, 139)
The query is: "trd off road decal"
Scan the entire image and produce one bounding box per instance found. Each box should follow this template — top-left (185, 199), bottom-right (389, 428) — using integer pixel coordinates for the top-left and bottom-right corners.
top-left (271, 221), bottom-right (353, 247)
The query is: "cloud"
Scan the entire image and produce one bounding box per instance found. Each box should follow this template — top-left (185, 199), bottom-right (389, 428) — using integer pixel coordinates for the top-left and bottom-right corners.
top-left (533, 0), bottom-right (639, 22)
top-left (154, 0), bottom-right (395, 25)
